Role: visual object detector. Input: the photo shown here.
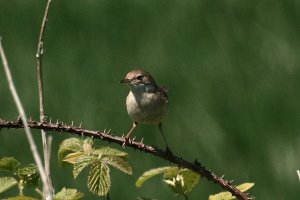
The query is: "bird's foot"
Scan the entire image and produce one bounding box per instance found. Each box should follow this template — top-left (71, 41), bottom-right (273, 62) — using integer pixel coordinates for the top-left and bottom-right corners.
top-left (139, 138), bottom-right (145, 148)
top-left (122, 136), bottom-right (131, 148)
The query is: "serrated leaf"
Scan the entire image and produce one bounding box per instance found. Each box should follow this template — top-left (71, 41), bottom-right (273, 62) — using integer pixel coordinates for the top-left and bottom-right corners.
top-left (84, 138), bottom-right (94, 145)
top-left (163, 167), bottom-right (180, 179)
top-left (5, 196), bottom-right (38, 200)
top-left (0, 177), bottom-right (18, 194)
top-left (93, 147), bottom-right (128, 159)
top-left (178, 169), bottom-right (200, 193)
top-left (135, 166), bottom-right (172, 188)
top-left (102, 156), bottom-right (132, 175)
top-left (209, 182), bottom-right (254, 200)
top-left (17, 164), bottom-right (39, 188)
top-left (54, 187), bottom-right (84, 200)
top-left (87, 161), bottom-right (111, 196)
top-left (72, 155), bottom-right (96, 178)
top-left (58, 138), bottom-right (84, 166)
top-left (63, 152), bottom-right (86, 165)
top-left (236, 183), bottom-right (254, 192)
top-left (0, 157), bottom-right (20, 172)
top-left (209, 191), bottom-right (235, 200)
top-left (163, 168), bottom-right (200, 195)
top-left (83, 142), bottom-right (93, 155)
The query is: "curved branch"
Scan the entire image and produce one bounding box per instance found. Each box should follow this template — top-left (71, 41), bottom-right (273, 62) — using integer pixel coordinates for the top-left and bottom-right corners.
top-left (0, 118), bottom-right (254, 200)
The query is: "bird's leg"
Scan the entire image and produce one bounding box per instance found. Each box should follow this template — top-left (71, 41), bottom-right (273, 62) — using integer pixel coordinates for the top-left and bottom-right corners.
top-left (122, 122), bottom-right (138, 148)
top-left (158, 122), bottom-right (172, 154)
top-left (125, 121), bottom-right (138, 140)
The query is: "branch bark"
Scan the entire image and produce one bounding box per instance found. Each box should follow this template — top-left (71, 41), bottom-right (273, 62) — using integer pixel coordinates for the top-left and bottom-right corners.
top-left (0, 118), bottom-right (254, 200)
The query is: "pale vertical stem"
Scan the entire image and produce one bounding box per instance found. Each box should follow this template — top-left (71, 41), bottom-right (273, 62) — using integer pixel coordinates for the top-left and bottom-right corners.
top-left (36, 0), bottom-right (53, 199)
top-left (0, 38), bottom-right (49, 197)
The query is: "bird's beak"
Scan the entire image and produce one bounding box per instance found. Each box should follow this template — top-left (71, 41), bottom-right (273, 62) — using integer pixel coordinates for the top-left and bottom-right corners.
top-left (120, 78), bottom-right (130, 84)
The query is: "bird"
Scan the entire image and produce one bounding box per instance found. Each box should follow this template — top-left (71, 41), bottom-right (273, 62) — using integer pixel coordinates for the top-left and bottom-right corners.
top-left (120, 69), bottom-right (170, 151)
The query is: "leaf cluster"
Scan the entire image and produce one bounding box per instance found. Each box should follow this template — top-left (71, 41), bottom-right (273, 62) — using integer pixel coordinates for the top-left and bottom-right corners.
top-left (136, 166), bottom-right (200, 199)
top-left (0, 157), bottom-right (39, 197)
top-left (58, 137), bottom-right (132, 197)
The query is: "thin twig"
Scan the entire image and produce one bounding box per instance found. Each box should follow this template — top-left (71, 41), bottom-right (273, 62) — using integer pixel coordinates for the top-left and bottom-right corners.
top-left (36, 0), bottom-right (53, 199)
top-left (0, 118), bottom-right (254, 200)
top-left (0, 39), bottom-right (48, 196)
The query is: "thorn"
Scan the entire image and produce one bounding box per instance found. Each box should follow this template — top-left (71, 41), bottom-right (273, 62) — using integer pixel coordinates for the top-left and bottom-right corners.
top-left (132, 136), bottom-right (136, 141)
top-left (49, 118), bottom-right (52, 123)
top-left (103, 129), bottom-right (106, 133)
top-left (71, 121), bottom-right (74, 126)
top-left (56, 119), bottom-right (59, 124)
top-left (122, 139), bottom-right (127, 149)
top-left (107, 129), bottom-right (111, 134)
top-left (17, 115), bottom-right (22, 123)
top-left (121, 133), bottom-right (125, 138)
top-left (140, 137), bottom-right (144, 144)
top-left (194, 159), bottom-right (201, 165)
top-left (79, 122), bottom-right (82, 128)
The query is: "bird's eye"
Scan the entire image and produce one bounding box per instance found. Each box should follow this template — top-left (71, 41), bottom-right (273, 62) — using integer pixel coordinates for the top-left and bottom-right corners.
top-left (136, 75), bottom-right (143, 80)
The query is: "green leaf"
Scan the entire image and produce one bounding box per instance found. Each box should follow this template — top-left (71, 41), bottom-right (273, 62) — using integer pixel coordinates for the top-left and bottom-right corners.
top-left (209, 182), bottom-right (255, 200)
top-left (58, 138), bottom-right (84, 166)
top-left (0, 157), bottom-right (20, 172)
top-left (163, 167), bottom-right (180, 179)
top-left (163, 168), bottom-right (200, 195)
top-left (209, 191), bottom-right (235, 200)
top-left (87, 161), bottom-right (111, 196)
top-left (17, 164), bottom-right (39, 188)
top-left (177, 169), bottom-right (200, 193)
top-left (0, 177), bottom-right (18, 194)
top-left (5, 196), bottom-right (38, 200)
top-left (63, 152), bottom-right (86, 165)
top-left (135, 166), bottom-right (172, 188)
top-left (83, 142), bottom-right (93, 155)
top-left (72, 154), bottom-right (96, 178)
top-left (93, 147), bottom-right (128, 159)
top-left (54, 187), bottom-right (84, 200)
top-left (102, 156), bottom-right (132, 175)
top-left (236, 183), bottom-right (254, 192)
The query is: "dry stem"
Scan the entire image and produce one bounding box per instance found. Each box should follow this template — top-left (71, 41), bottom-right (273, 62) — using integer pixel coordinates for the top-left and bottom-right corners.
top-left (0, 39), bottom-right (48, 196)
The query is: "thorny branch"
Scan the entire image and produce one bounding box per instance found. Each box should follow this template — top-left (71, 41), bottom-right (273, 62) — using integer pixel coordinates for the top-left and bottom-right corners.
top-left (0, 118), bottom-right (254, 200)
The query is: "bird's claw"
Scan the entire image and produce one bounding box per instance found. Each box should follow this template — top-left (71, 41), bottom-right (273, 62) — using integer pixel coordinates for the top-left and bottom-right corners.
top-left (139, 138), bottom-right (145, 148)
top-left (122, 136), bottom-right (131, 149)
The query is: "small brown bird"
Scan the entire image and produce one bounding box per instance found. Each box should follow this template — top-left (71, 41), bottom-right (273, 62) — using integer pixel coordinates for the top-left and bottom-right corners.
top-left (120, 69), bottom-right (170, 150)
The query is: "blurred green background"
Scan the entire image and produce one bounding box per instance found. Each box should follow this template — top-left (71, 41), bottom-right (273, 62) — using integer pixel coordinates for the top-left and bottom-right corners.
top-left (1, 0), bottom-right (300, 199)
